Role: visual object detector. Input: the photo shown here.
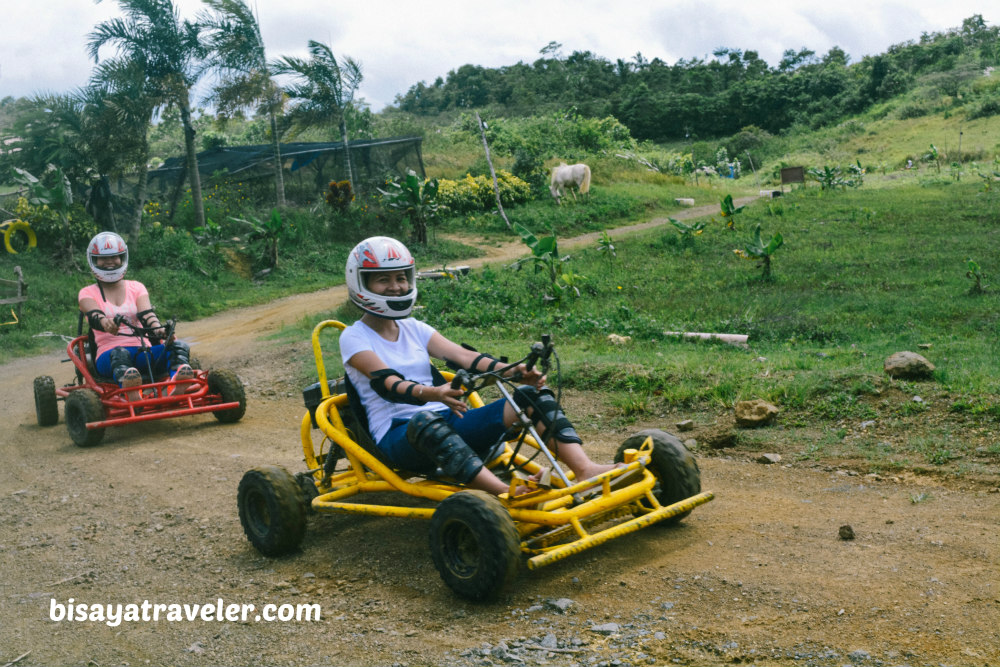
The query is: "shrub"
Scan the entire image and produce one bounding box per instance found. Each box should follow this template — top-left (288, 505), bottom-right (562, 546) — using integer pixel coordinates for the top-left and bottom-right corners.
top-left (436, 170), bottom-right (531, 214)
top-left (969, 98), bottom-right (1000, 119)
top-left (325, 180), bottom-right (354, 212)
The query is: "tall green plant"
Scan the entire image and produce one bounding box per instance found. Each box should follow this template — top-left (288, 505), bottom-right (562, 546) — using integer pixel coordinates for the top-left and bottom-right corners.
top-left (669, 217), bottom-right (706, 243)
top-left (966, 258), bottom-right (987, 295)
top-left (511, 222), bottom-right (582, 298)
top-left (378, 170), bottom-right (442, 245)
top-left (231, 208), bottom-right (288, 270)
top-left (718, 194), bottom-right (745, 229)
top-left (89, 0), bottom-right (208, 229)
top-left (13, 166), bottom-right (79, 269)
top-left (272, 41), bottom-right (363, 194)
top-left (734, 224), bottom-right (784, 280)
top-left (199, 0), bottom-right (287, 208)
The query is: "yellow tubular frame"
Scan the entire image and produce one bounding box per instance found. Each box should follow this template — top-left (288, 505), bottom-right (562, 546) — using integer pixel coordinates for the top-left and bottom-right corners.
top-left (299, 320), bottom-right (714, 568)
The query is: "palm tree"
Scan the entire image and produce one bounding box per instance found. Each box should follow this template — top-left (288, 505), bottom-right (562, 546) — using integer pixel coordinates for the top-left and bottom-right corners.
top-left (272, 41), bottom-right (363, 194)
top-left (199, 0), bottom-right (287, 208)
top-left (88, 59), bottom-right (162, 238)
top-left (87, 0), bottom-right (208, 228)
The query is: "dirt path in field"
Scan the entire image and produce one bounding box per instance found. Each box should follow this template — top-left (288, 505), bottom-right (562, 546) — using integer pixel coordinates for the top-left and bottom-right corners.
top-left (2, 199), bottom-right (998, 667)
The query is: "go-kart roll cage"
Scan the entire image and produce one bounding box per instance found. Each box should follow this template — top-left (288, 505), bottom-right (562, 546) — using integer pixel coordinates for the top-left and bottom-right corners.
top-left (300, 320), bottom-right (714, 569)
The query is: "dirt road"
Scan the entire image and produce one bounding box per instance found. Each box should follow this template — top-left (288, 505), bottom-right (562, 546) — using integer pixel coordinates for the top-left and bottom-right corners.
top-left (2, 203), bottom-right (998, 666)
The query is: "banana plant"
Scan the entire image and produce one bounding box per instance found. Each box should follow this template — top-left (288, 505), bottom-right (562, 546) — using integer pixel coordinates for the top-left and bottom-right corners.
top-left (734, 224), bottom-right (784, 280)
top-left (231, 208), bottom-right (288, 270)
top-left (13, 166), bottom-right (77, 268)
top-left (966, 258), bottom-right (987, 295)
top-left (378, 169), bottom-right (442, 245)
top-left (510, 222), bottom-right (581, 299)
top-left (719, 194), bottom-right (745, 229)
top-left (669, 216), bottom-right (706, 241)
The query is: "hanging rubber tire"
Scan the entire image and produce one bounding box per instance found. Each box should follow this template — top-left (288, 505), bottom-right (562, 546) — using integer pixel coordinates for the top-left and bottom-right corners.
top-left (33, 375), bottom-right (59, 427)
top-left (2, 220), bottom-right (37, 254)
top-left (207, 369), bottom-right (246, 423)
top-left (65, 389), bottom-right (106, 447)
top-left (237, 465), bottom-right (307, 556)
top-left (429, 490), bottom-right (520, 601)
top-left (615, 429), bottom-right (701, 525)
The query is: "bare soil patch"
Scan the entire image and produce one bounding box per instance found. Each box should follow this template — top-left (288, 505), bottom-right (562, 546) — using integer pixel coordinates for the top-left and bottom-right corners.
top-left (3, 204), bottom-right (997, 666)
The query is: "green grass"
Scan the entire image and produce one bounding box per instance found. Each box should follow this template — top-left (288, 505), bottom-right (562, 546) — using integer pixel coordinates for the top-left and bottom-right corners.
top-left (6, 99), bottom-right (1000, 483)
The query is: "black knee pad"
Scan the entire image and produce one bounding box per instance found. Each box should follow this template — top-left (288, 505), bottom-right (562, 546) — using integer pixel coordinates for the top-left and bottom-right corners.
top-left (512, 386), bottom-right (582, 445)
top-left (405, 411), bottom-right (484, 484)
top-left (168, 340), bottom-right (190, 369)
top-left (109, 347), bottom-right (132, 383)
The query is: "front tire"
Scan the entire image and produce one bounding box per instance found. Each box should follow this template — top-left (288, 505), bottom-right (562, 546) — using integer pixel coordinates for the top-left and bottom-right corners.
top-left (33, 376), bottom-right (59, 427)
top-left (429, 490), bottom-right (520, 601)
top-left (238, 466), bottom-right (307, 556)
top-left (65, 389), bottom-right (106, 447)
top-left (208, 369), bottom-right (246, 423)
top-left (616, 429), bottom-right (701, 524)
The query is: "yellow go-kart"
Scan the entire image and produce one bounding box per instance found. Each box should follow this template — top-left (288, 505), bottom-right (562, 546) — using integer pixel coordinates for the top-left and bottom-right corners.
top-left (237, 321), bottom-right (713, 600)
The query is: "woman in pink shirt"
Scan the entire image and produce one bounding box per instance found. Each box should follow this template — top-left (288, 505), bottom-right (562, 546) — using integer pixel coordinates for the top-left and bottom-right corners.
top-left (78, 232), bottom-right (193, 399)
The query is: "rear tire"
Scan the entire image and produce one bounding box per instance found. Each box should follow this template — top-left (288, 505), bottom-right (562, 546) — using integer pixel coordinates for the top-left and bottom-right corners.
top-left (33, 376), bottom-right (59, 426)
top-left (615, 429), bottom-right (701, 524)
top-left (65, 389), bottom-right (106, 447)
top-left (238, 466), bottom-right (307, 556)
top-left (429, 490), bottom-right (520, 601)
top-left (208, 369), bottom-right (246, 423)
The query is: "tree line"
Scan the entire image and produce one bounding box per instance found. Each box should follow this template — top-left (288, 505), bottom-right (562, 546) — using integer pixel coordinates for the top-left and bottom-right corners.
top-left (394, 16), bottom-right (1000, 141)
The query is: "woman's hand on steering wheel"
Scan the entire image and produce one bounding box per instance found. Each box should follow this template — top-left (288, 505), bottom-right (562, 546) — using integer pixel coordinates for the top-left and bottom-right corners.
top-left (509, 363), bottom-right (546, 389)
top-left (425, 383), bottom-right (468, 417)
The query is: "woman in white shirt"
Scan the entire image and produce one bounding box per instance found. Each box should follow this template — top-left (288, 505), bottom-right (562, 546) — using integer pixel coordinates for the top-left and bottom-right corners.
top-left (340, 236), bottom-right (616, 497)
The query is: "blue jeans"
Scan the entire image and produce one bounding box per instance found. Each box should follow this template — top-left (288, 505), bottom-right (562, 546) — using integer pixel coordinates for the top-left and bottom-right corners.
top-left (96, 345), bottom-right (172, 383)
top-left (376, 398), bottom-right (508, 474)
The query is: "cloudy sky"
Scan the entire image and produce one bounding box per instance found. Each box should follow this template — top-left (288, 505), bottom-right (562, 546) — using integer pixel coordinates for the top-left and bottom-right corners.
top-left (1, 1), bottom-right (995, 111)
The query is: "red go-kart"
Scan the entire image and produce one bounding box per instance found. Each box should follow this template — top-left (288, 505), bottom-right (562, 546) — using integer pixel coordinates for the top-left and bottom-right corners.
top-left (33, 317), bottom-right (246, 447)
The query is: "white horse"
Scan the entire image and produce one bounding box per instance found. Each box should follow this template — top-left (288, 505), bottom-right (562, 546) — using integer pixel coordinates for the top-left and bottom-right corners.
top-left (549, 162), bottom-right (591, 204)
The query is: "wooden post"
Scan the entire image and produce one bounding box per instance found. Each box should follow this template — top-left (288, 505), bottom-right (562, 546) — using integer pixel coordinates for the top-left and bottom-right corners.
top-left (475, 111), bottom-right (512, 230)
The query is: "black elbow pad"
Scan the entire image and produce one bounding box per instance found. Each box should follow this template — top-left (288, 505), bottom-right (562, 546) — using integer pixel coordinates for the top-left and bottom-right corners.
top-left (86, 309), bottom-right (105, 331)
top-left (369, 368), bottom-right (423, 405)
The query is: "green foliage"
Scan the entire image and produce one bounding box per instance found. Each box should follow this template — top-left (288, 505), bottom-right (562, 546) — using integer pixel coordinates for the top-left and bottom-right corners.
top-left (807, 163), bottom-right (865, 189)
top-left (596, 231), bottom-right (616, 262)
top-left (230, 208), bottom-right (290, 270)
top-left (669, 217), bottom-right (706, 243)
top-left (965, 258), bottom-right (987, 294)
top-left (12, 166), bottom-right (90, 267)
top-left (922, 144), bottom-right (942, 172)
top-left (734, 224), bottom-right (784, 280)
top-left (378, 170), bottom-right (443, 245)
top-left (510, 222), bottom-right (582, 299)
top-left (718, 194), bottom-right (746, 229)
top-left (436, 170), bottom-right (531, 214)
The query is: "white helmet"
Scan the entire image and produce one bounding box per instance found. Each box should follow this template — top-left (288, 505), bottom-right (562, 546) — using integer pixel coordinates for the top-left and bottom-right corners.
top-left (87, 231), bottom-right (129, 283)
top-left (345, 236), bottom-right (417, 319)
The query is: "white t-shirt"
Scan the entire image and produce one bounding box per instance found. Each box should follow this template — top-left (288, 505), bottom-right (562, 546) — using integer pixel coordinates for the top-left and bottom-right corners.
top-left (340, 318), bottom-right (448, 442)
